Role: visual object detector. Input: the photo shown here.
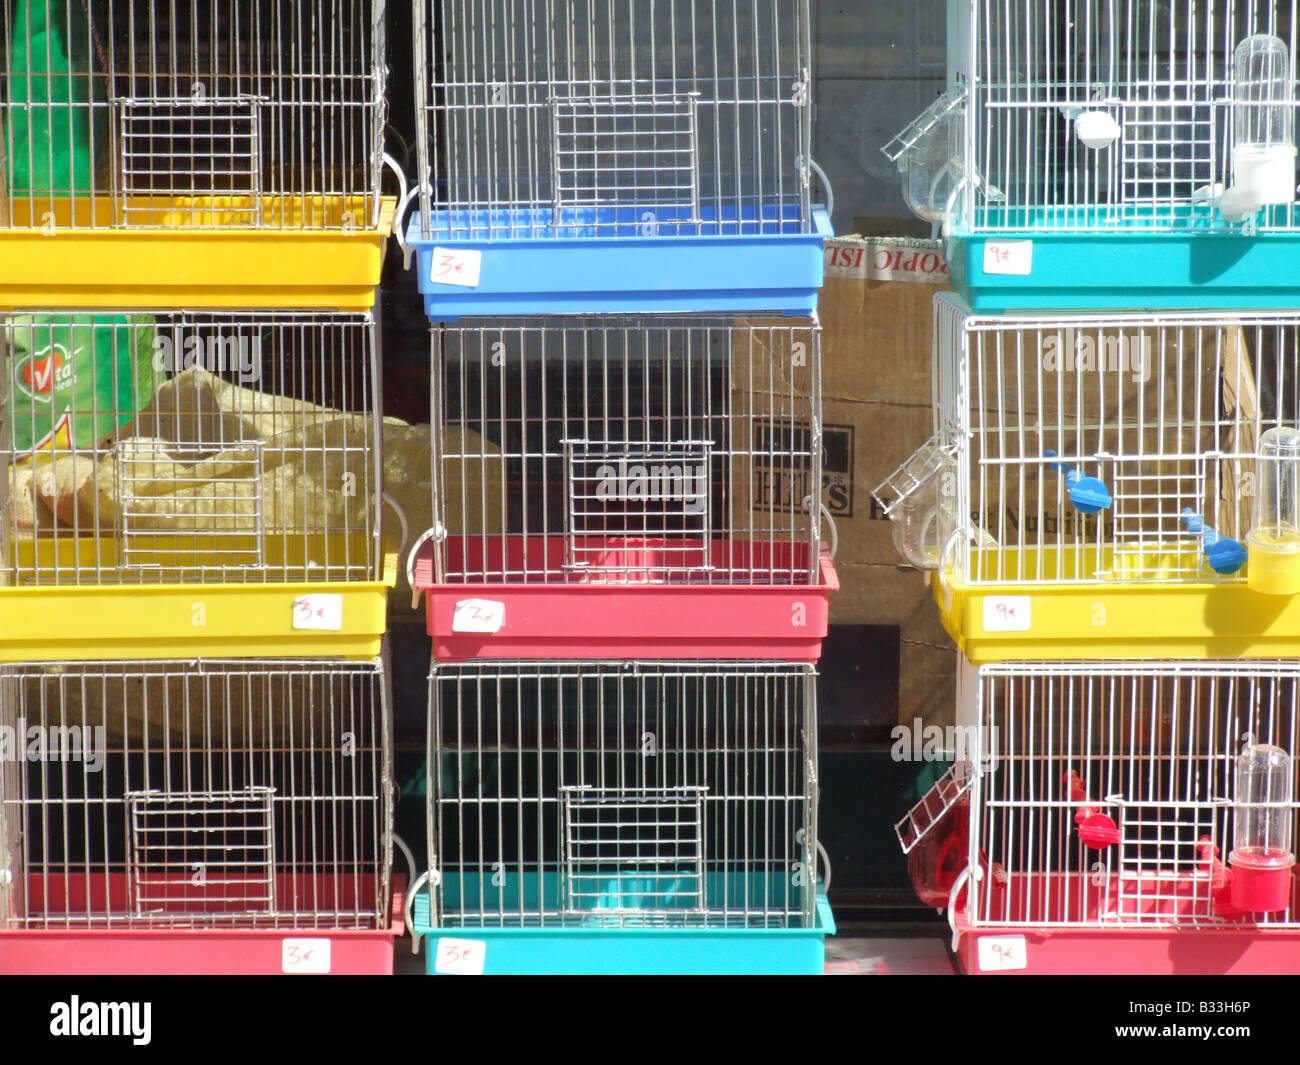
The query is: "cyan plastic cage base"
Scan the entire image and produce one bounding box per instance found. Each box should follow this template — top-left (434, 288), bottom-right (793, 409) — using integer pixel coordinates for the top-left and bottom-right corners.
top-left (409, 205), bottom-right (832, 321)
top-left (412, 874), bottom-right (834, 975)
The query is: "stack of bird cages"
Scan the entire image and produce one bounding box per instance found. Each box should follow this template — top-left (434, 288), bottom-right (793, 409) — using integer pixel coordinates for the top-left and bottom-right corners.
top-left (0, 0), bottom-right (395, 308)
top-left (0, 655), bottom-right (400, 974)
top-left (409, 314), bottom-right (836, 660)
top-left (887, 1), bottom-right (1300, 310)
top-left (406, 0), bottom-right (831, 318)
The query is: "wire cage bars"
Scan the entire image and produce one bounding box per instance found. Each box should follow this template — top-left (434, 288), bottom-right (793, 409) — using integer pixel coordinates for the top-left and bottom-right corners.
top-left (427, 315), bottom-right (822, 587)
top-left (426, 659), bottom-right (819, 932)
top-left (875, 293), bottom-right (1300, 589)
top-left (0, 656), bottom-right (392, 931)
top-left (0, 0), bottom-right (387, 230)
top-left (960, 659), bottom-right (1300, 933)
top-left (2, 310), bottom-right (383, 587)
top-left (415, 0), bottom-right (813, 241)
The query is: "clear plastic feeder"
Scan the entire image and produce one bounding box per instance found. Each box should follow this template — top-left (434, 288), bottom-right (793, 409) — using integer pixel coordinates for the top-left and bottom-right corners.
top-left (882, 88), bottom-right (966, 225)
top-left (1230, 743), bottom-right (1295, 913)
top-left (1247, 426), bottom-right (1300, 594)
top-left (872, 434), bottom-right (959, 571)
top-left (1231, 35), bottom-right (1297, 207)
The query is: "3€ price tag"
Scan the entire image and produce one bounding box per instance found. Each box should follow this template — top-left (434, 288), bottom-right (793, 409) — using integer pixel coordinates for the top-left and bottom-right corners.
top-left (983, 595), bottom-right (1031, 632)
top-left (452, 599), bottom-right (506, 634)
top-left (282, 937), bottom-right (332, 974)
top-left (976, 935), bottom-right (1027, 972)
top-left (434, 937), bottom-right (487, 976)
top-left (431, 247), bottom-right (483, 288)
top-left (983, 240), bottom-right (1033, 276)
top-left (293, 593), bottom-right (344, 631)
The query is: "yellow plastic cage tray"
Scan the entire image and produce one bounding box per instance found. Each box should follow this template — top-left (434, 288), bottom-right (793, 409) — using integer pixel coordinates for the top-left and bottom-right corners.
top-left (0, 197), bottom-right (395, 310)
top-left (0, 551), bottom-right (398, 662)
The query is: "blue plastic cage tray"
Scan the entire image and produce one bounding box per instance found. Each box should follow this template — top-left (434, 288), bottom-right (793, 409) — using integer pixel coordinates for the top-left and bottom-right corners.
top-left (950, 204), bottom-right (1300, 313)
top-left (412, 871), bottom-right (834, 975)
top-left (408, 204), bottom-right (833, 321)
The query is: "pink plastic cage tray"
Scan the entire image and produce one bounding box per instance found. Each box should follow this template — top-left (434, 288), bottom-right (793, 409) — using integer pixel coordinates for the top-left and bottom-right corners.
top-left (0, 874), bottom-right (406, 976)
top-left (412, 536), bottom-right (837, 661)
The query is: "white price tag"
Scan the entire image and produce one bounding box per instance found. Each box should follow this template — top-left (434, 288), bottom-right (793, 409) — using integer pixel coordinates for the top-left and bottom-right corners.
top-left (983, 240), bottom-right (1033, 276)
top-left (282, 937), bottom-right (332, 974)
top-left (293, 593), bottom-right (344, 631)
top-left (434, 937), bottom-right (487, 976)
top-left (430, 247), bottom-right (483, 288)
top-left (976, 934), bottom-right (1027, 972)
top-left (983, 595), bottom-right (1031, 632)
top-left (452, 598), bottom-right (506, 634)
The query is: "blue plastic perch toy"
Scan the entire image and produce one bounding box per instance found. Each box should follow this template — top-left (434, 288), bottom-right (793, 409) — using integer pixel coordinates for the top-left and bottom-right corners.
top-left (1180, 510), bottom-right (1249, 576)
top-left (1044, 450), bottom-right (1113, 514)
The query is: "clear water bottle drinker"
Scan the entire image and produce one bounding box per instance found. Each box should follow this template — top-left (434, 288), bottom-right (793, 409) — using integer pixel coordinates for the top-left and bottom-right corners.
top-left (1247, 426), bottom-right (1300, 594)
top-left (1231, 35), bottom-right (1296, 209)
top-left (1229, 743), bottom-right (1295, 913)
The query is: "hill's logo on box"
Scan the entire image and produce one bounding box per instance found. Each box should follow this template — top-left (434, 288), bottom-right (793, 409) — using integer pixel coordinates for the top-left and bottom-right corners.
top-left (14, 344), bottom-right (71, 400)
top-left (752, 420), bottom-right (854, 517)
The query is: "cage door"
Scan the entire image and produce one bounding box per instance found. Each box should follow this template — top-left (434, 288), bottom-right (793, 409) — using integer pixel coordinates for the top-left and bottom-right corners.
top-left (895, 761), bottom-right (974, 855)
top-left (560, 785), bottom-right (708, 917)
top-left (1112, 798), bottom-right (1229, 923)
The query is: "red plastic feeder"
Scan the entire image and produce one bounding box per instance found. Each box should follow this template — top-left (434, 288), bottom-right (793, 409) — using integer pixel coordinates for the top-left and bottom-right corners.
top-left (413, 535), bottom-right (837, 661)
top-left (1229, 851), bottom-right (1296, 913)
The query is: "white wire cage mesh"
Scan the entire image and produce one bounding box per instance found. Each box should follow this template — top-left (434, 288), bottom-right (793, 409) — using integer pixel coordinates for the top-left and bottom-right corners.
top-left (414, 0), bottom-right (815, 239)
top-left (875, 292), bottom-right (1300, 587)
top-left (429, 316), bottom-right (822, 585)
top-left (1, 310), bottom-right (383, 586)
top-left (0, 656), bottom-right (392, 931)
top-left (0, 0), bottom-right (387, 230)
top-left (943, 0), bottom-right (1300, 234)
top-left (427, 660), bottom-right (819, 930)
top-left (962, 659), bottom-right (1300, 930)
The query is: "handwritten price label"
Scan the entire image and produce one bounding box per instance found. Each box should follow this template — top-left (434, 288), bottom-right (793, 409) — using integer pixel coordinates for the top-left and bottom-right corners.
top-left (434, 937), bottom-right (487, 976)
top-left (292, 593), bottom-right (344, 631)
top-left (430, 247), bottom-right (483, 288)
top-left (983, 595), bottom-right (1031, 633)
top-left (983, 240), bottom-right (1033, 276)
top-left (452, 598), bottom-right (506, 634)
top-left (976, 935), bottom-right (1027, 972)
top-left (282, 937), bottom-right (332, 974)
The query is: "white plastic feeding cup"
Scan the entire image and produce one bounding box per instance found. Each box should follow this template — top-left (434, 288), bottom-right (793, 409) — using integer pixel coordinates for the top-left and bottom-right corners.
top-left (1247, 426), bottom-right (1300, 594)
top-left (1231, 35), bottom-right (1297, 208)
top-left (1230, 743), bottom-right (1295, 913)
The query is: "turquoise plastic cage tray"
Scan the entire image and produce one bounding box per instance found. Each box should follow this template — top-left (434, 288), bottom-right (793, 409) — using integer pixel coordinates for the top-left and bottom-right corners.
top-left (409, 204), bottom-right (833, 321)
top-left (950, 204), bottom-right (1300, 312)
top-left (412, 871), bottom-right (834, 975)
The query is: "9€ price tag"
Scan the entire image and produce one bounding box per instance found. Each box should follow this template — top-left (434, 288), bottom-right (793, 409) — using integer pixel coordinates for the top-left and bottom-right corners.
top-left (293, 593), bottom-right (344, 631)
top-left (983, 595), bottom-right (1031, 632)
top-left (983, 240), bottom-right (1033, 276)
top-left (434, 937), bottom-right (487, 976)
top-left (430, 247), bottom-right (483, 288)
top-left (282, 937), bottom-right (332, 974)
top-left (452, 598), bottom-right (506, 634)
top-left (976, 935), bottom-right (1027, 972)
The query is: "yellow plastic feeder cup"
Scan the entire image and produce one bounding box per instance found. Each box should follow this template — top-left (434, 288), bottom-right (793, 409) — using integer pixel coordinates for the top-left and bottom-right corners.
top-left (1247, 536), bottom-right (1300, 596)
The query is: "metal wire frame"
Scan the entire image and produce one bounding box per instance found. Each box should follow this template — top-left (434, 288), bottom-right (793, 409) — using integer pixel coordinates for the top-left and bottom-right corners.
top-left (414, 0), bottom-right (814, 239)
top-left (0, 655), bottom-right (393, 931)
top-left (954, 0), bottom-right (1300, 234)
top-left (426, 659), bottom-right (819, 930)
top-left (929, 292), bottom-right (1300, 585)
top-left (1, 309), bottom-right (384, 587)
top-left (965, 659), bottom-right (1300, 930)
top-left (429, 315), bottom-right (822, 585)
top-left (0, 0), bottom-right (387, 229)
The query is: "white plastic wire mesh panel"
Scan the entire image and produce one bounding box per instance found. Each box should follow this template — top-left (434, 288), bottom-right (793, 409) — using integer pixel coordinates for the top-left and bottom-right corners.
top-left (1, 310), bottom-right (382, 586)
top-left (0, 657), bottom-right (391, 930)
top-left (428, 660), bottom-right (819, 930)
top-left (932, 293), bottom-right (1300, 585)
top-left (967, 660), bottom-right (1300, 930)
top-left (429, 316), bottom-right (821, 585)
top-left (416, 0), bottom-right (813, 238)
top-left (958, 0), bottom-right (1299, 234)
top-left (0, 0), bottom-right (386, 230)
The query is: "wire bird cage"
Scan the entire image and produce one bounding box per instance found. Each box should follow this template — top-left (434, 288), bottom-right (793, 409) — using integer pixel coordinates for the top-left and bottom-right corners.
top-left (905, 660), bottom-right (1300, 974)
top-left (0, 656), bottom-right (396, 972)
top-left (408, 0), bottom-right (829, 319)
top-left (415, 659), bottom-right (830, 974)
top-left (1, 310), bottom-right (383, 588)
top-left (0, 0), bottom-right (387, 231)
top-left (897, 1), bottom-right (1300, 309)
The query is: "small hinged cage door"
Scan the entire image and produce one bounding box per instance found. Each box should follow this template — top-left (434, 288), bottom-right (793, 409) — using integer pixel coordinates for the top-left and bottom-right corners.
top-left (896, 761), bottom-right (975, 855)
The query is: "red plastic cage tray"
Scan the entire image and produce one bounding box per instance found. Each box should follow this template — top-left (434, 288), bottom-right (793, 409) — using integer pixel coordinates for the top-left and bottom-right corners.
top-left (413, 536), bottom-right (837, 661)
top-left (0, 874), bottom-right (406, 975)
